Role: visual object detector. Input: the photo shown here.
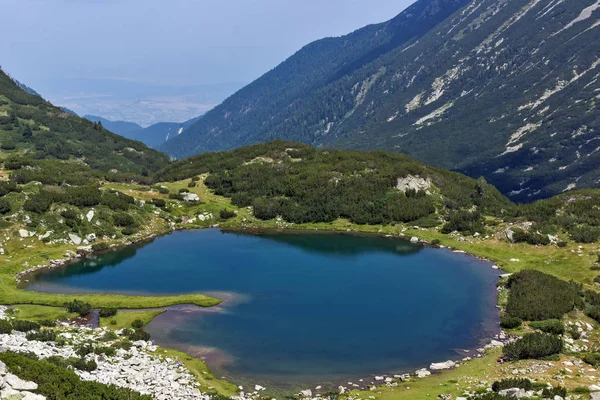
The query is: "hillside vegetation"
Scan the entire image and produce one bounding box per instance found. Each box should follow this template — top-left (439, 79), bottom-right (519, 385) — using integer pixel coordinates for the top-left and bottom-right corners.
top-left (162, 0), bottom-right (600, 201)
top-left (158, 141), bottom-right (600, 243)
top-left (0, 70), bottom-right (169, 178)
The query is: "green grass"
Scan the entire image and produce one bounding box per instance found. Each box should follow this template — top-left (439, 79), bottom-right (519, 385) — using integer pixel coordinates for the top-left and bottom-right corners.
top-left (100, 310), bottom-right (165, 330)
top-left (349, 348), bottom-right (503, 400)
top-left (0, 236), bottom-right (221, 309)
top-left (8, 304), bottom-right (77, 322)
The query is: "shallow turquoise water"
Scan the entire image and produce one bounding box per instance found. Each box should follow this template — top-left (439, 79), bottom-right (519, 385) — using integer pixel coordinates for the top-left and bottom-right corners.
top-left (26, 229), bottom-right (499, 388)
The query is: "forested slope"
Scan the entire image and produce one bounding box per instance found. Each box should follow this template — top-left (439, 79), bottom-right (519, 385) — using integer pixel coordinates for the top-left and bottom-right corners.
top-left (162, 0), bottom-right (600, 202)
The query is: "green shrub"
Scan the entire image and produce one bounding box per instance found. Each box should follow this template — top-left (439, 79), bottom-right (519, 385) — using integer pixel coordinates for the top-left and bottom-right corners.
top-left (583, 353), bottom-right (600, 367)
top-left (101, 331), bottom-right (118, 342)
top-left (26, 329), bottom-right (56, 342)
top-left (491, 378), bottom-right (543, 392)
top-left (151, 198), bottom-right (166, 208)
top-left (529, 319), bottom-right (564, 335)
top-left (541, 386), bottom-right (566, 398)
top-left (64, 299), bottom-right (92, 317)
top-left (91, 242), bottom-right (110, 252)
top-left (219, 209), bottom-right (236, 220)
top-left (506, 270), bottom-right (579, 320)
top-left (430, 239), bottom-right (441, 246)
top-left (131, 319), bottom-right (144, 329)
top-left (569, 325), bottom-right (582, 339)
top-left (73, 357), bottom-right (97, 372)
top-left (112, 212), bottom-right (135, 227)
top-left (95, 346), bottom-right (116, 357)
top-left (178, 188), bottom-right (189, 193)
top-left (0, 320), bottom-right (12, 334)
top-left (571, 226), bottom-right (600, 243)
top-left (157, 187), bottom-right (169, 194)
top-left (128, 330), bottom-right (150, 341)
top-left (1, 140), bottom-right (16, 150)
top-left (500, 317), bottom-right (522, 329)
top-left (11, 320), bottom-right (40, 332)
top-left (586, 306), bottom-right (600, 323)
top-left (0, 198), bottom-right (11, 214)
top-left (76, 343), bottom-right (94, 357)
top-left (99, 308), bottom-right (118, 318)
top-left (121, 226), bottom-right (138, 235)
top-left (23, 194), bottom-right (52, 213)
top-left (502, 333), bottom-right (562, 360)
top-left (39, 319), bottom-right (56, 327)
top-left (511, 228), bottom-right (550, 245)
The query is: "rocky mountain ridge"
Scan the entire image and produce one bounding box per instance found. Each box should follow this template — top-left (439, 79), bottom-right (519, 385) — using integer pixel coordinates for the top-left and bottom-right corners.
top-left (162, 0), bottom-right (600, 201)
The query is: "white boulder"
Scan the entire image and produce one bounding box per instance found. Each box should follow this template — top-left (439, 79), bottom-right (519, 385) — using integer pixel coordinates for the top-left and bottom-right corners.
top-left (429, 360), bottom-right (456, 370)
top-left (4, 374), bottom-right (38, 391)
top-left (68, 234), bottom-right (82, 245)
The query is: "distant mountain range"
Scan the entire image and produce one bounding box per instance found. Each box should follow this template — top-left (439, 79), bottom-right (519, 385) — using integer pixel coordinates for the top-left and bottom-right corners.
top-left (84, 115), bottom-right (201, 149)
top-left (161, 0), bottom-right (600, 201)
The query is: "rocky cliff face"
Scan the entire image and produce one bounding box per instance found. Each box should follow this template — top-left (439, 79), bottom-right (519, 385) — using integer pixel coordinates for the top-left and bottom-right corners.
top-left (163, 0), bottom-right (599, 201)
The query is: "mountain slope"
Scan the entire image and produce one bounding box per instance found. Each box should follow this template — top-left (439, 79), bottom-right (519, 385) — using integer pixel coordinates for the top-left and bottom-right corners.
top-left (126, 117), bottom-right (201, 148)
top-left (163, 0), bottom-right (600, 202)
top-left (161, 0), bottom-right (470, 153)
top-left (0, 70), bottom-right (169, 176)
top-left (85, 116), bottom-right (201, 148)
top-left (84, 115), bottom-right (142, 138)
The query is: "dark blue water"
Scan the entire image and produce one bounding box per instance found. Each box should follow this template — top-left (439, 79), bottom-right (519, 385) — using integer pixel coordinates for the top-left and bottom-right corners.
top-left (26, 229), bottom-right (499, 388)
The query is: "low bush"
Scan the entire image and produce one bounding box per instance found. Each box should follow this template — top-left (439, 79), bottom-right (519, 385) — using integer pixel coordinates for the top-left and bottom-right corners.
top-left (511, 228), bottom-right (550, 245)
top-left (73, 357), bottom-right (98, 372)
top-left (128, 330), bottom-right (150, 341)
top-left (95, 346), bottom-right (116, 357)
top-left (151, 198), bottom-right (166, 208)
top-left (583, 352), bottom-right (600, 367)
top-left (491, 378), bottom-right (543, 392)
top-left (219, 209), bottom-right (236, 220)
top-left (76, 343), bottom-right (94, 357)
top-left (586, 306), bottom-right (600, 323)
top-left (64, 299), bottom-right (92, 317)
top-left (11, 320), bottom-right (40, 332)
top-left (39, 319), bottom-right (56, 327)
top-left (131, 319), bottom-right (144, 329)
top-left (569, 326), bottom-right (582, 339)
top-left (26, 329), bottom-right (57, 342)
top-left (541, 386), bottom-right (567, 398)
top-left (121, 226), bottom-right (138, 235)
top-left (502, 333), bottom-right (562, 360)
top-left (0, 320), bottom-right (12, 334)
top-left (99, 307), bottom-right (118, 318)
top-left (91, 242), bottom-right (110, 252)
top-left (529, 319), bottom-right (565, 335)
top-left (112, 212), bottom-right (135, 227)
top-left (0, 198), bottom-right (11, 214)
top-left (101, 331), bottom-right (118, 342)
top-left (500, 316), bottom-right (522, 329)
top-left (506, 270), bottom-right (579, 320)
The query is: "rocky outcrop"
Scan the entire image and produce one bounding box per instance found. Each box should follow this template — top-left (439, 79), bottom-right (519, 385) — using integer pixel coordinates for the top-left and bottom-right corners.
top-left (0, 361), bottom-right (44, 400)
top-left (395, 175), bottom-right (431, 193)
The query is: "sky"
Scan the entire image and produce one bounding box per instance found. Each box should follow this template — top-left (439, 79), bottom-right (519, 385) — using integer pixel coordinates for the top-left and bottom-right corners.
top-left (0, 0), bottom-right (411, 124)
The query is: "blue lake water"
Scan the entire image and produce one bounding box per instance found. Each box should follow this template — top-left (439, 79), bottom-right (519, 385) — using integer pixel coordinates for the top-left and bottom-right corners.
top-left (25, 229), bottom-right (499, 389)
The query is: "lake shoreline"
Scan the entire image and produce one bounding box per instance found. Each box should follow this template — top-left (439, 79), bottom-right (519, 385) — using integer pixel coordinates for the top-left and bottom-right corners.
top-left (15, 225), bottom-right (507, 395)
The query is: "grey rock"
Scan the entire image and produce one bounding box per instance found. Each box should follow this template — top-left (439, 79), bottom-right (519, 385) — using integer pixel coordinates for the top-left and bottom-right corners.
top-left (4, 374), bottom-right (38, 391)
top-left (0, 388), bottom-right (24, 400)
top-left (67, 234), bottom-right (82, 245)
